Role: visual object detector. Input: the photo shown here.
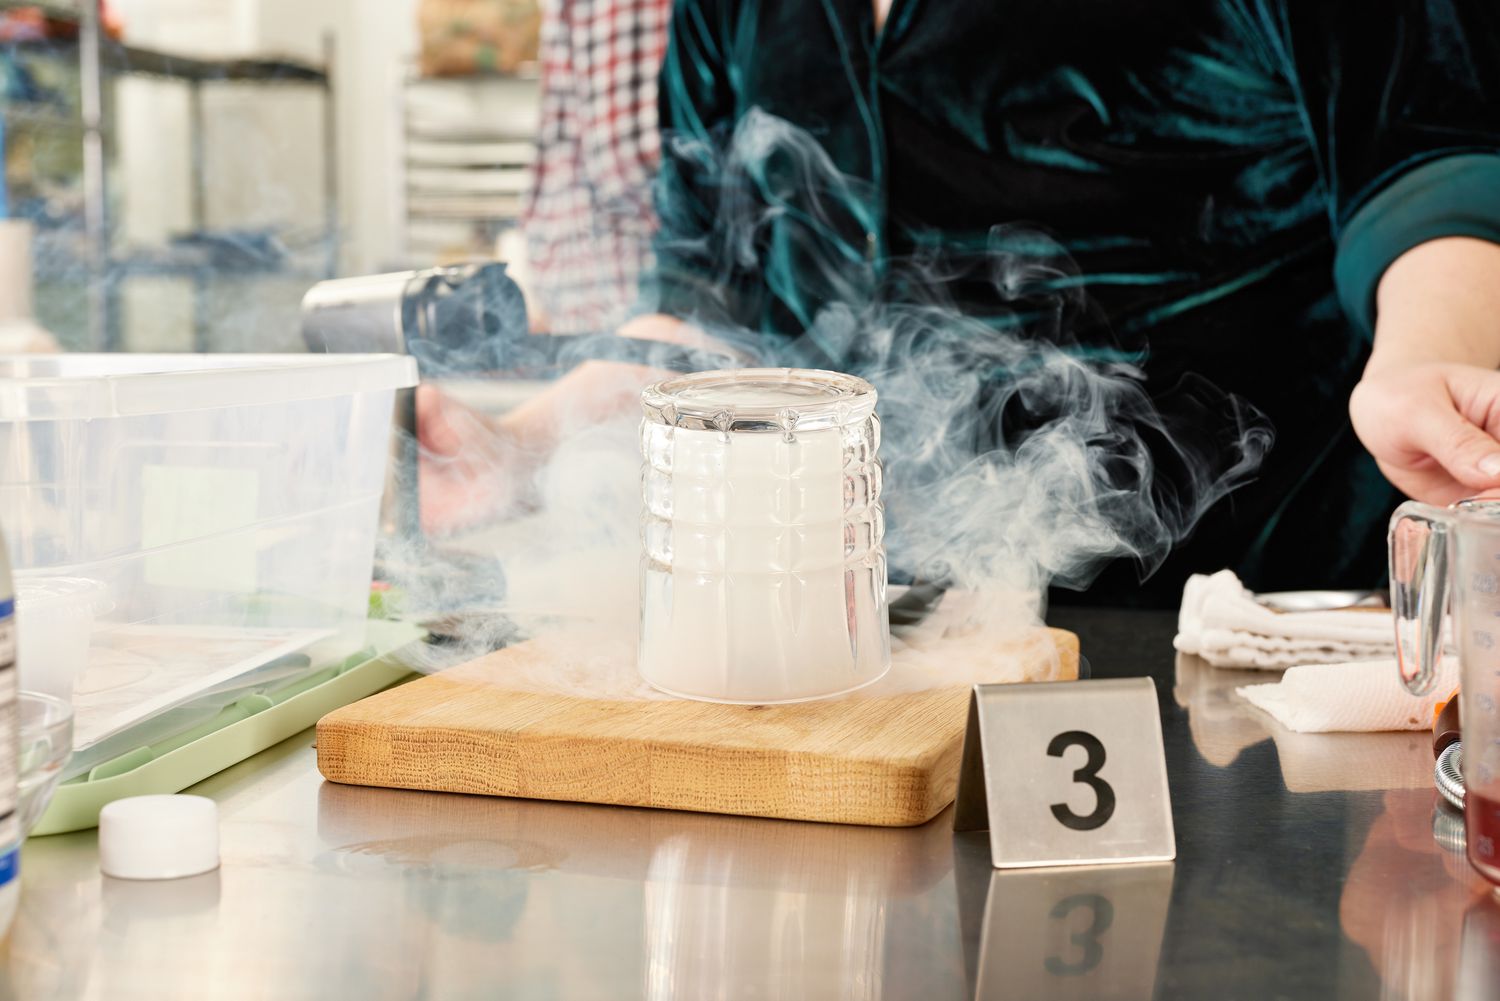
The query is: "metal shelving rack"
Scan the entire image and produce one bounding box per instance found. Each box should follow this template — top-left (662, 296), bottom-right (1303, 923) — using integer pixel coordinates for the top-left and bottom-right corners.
top-left (0, 0), bottom-right (337, 349)
top-left (399, 71), bottom-right (538, 267)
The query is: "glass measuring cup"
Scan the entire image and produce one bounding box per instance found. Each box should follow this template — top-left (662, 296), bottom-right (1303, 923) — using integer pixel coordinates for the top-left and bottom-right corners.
top-left (1391, 499), bottom-right (1500, 884)
top-left (638, 368), bottom-right (890, 703)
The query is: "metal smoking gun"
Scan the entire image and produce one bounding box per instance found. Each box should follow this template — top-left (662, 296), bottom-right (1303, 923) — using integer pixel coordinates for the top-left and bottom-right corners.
top-left (300, 262), bottom-right (732, 544)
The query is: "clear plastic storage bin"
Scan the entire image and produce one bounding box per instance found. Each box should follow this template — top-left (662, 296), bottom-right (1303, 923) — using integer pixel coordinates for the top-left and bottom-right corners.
top-left (0, 354), bottom-right (417, 778)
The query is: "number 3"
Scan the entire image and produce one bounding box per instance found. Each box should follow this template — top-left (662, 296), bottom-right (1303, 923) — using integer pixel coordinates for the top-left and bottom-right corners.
top-left (1044, 894), bottom-right (1114, 976)
top-left (1048, 731), bottom-right (1116, 830)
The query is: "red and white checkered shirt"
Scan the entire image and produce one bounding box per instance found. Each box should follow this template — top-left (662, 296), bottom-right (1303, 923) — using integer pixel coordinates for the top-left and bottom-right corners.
top-left (521, 0), bottom-right (669, 335)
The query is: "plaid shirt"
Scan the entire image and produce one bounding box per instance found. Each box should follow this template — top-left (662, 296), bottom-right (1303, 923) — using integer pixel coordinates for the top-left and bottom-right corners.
top-left (522, 0), bottom-right (669, 335)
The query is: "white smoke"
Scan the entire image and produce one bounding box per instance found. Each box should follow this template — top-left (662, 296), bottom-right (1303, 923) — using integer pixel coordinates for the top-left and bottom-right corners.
top-left (380, 107), bottom-right (1273, 681)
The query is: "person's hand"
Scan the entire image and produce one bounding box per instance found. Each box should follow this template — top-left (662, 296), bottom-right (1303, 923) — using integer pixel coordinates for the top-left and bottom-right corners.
top-left (1356, 237), bottom-right (1500, 505)
top-left (411, 314), bottom-right (730, 536)
top-left (1350, 362), bottom-right (1500, 506)
top-left (415, 384), bottom-right (524, 536)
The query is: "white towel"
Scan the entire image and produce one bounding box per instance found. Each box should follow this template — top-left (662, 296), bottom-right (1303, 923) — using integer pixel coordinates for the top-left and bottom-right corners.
top-left (1175, 652), bottom-right (1437, 786)
top-left (1174, 570), bottom-right (1393, 669)
top-left (1236, 658), bottom-right (1458, 733)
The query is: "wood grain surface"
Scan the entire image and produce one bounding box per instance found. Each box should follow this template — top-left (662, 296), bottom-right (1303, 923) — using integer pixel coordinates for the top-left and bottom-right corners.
top-left (317, 627), bottom-right (1079, 827)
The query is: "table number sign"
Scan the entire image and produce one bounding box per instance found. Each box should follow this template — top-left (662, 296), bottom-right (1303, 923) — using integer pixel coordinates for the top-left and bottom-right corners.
top-left (954, 677), bottom-right (1176, 868)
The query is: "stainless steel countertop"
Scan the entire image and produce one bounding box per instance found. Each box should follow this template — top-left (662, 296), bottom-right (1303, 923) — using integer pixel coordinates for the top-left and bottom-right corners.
top-left (6, 608), bottom-right (1499, 1000)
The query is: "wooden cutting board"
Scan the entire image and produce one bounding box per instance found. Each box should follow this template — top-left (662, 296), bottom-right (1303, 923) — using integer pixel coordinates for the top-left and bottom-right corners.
top-left (317, 627), bottom-right (1079, 827)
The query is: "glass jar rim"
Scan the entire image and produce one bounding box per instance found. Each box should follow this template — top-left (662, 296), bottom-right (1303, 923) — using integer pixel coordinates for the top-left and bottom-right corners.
top-left (641, 368), bottom-right (877, 434)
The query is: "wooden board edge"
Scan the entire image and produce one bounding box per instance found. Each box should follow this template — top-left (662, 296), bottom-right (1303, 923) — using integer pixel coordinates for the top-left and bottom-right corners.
top-left (317, 720), bottom-right (955, 828)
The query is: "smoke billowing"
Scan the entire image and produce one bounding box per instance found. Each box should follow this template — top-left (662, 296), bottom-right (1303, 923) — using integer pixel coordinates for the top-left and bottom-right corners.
top-left (381, 108), bottom-right (1273, 680)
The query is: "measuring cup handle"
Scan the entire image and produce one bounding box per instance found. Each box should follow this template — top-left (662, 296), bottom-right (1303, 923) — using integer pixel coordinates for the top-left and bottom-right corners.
top-left (1389, 501), bottom-right (1451, 696)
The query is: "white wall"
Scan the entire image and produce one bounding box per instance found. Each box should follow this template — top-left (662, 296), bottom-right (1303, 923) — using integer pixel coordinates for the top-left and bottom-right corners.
top-left (330, 0), bottom-right (423, 275)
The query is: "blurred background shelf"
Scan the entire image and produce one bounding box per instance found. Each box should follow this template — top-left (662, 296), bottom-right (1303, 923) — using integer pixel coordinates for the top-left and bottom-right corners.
top-left (0, 0), bottom-right (79, 18)
top-left (93, 44), bottom-right (325, 82)
top-left (398, 72), bottom-right (536, 267)
top-left (1, 0), bottom-right (324, 82)
top-left (0, 0), bottom-right (337, 350)
top-left (0, 0), bottom-right (546, 352)
top-left (3, 101), bottom-right (84, 129)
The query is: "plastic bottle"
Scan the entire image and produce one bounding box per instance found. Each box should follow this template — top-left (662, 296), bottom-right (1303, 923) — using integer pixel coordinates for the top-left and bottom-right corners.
top-left (0, 528), bottom-right (19, 937)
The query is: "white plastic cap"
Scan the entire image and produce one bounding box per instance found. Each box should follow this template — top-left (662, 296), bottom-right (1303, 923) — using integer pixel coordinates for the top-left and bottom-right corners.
top-left (99, 795), bottom-right (220, 881)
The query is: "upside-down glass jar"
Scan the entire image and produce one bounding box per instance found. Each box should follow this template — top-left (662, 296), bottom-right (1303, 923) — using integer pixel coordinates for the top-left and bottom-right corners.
top-left (639, 368), bottom-right (889, 703)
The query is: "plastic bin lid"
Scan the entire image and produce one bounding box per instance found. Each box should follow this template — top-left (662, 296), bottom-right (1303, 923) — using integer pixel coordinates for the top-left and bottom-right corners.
top-left (0, 354), bottom-right (418, 422)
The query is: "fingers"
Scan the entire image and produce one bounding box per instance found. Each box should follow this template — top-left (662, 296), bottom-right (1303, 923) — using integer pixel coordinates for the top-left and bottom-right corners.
top-left (415, 384), bottom-right (495, 458)
top-left (1407, 383), bottom-right (1500, 490)
top-left (413, 385), bottom-right (450, 453)
top-left (1352, 364), bottom-right (1500, 504)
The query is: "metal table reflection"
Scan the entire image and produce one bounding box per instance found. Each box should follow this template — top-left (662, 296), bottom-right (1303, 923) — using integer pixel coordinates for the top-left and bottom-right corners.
top-left (4, 609), bottom-right (1497, 999)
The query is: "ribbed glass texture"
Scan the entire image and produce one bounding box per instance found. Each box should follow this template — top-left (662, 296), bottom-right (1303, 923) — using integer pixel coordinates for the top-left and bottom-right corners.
top-left (638, 369), bottom-right (889, 703)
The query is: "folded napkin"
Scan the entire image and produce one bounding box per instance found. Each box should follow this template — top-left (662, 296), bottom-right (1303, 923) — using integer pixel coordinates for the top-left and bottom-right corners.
top-left (1236, 658), bottom-right (1458, 733)
top-left (1177, 653), bottom-right (1438, 780)
top-left (1174, 570), bottom-right (1393, 669)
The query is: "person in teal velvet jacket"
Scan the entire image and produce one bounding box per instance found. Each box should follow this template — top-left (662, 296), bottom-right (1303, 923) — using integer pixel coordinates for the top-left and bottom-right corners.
top-left (422, 0), bottom-right (1500, 606)
top-left (607, 0), bottom-right (1500, 603)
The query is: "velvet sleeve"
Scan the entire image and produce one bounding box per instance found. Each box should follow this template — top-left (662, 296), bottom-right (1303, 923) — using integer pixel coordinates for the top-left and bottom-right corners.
top-left (1260, 0), bottom-right (1500, 337)
top-left (649, 0), bottom-right (764, 329)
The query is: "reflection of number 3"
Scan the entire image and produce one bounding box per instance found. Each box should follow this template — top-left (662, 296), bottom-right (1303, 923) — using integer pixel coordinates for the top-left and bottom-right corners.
top-left (1044, 894), bottom-right (1114, 976)
top-left (1048, 731), bottom-right (1116, 830)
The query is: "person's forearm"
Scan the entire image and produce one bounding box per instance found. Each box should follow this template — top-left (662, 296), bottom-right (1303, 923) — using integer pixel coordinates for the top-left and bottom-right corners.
top-left (1364, 236), bottom-right (1500, 377)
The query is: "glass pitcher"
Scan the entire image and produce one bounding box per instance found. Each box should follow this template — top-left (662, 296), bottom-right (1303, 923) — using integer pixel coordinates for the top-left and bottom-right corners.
top-left (1390, 499), bottom-right (1500, 884)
